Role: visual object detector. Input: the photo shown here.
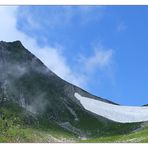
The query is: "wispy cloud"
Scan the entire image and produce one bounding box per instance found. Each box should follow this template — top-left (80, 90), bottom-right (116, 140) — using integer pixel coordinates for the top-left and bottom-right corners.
top-left (78, 46), bottom-right (114, 74)
top-left (117, 22), bottom-right (127, 32)
top-left (17, 6), bottom-right (105, 31)
top-left (86, 49), bottom-right (113, 72)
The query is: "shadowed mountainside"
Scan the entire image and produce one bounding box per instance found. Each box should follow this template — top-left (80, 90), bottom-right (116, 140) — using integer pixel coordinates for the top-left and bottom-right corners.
top-left (0, 41), bottom-right (144, 142)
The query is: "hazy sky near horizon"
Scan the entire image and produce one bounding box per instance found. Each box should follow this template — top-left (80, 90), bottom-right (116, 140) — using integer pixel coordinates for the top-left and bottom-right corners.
top-left (0, 6), bottom-right (148, 106)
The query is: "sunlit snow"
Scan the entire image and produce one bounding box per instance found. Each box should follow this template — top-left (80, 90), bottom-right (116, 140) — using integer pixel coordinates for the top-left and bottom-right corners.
top-left (74, 92), bottom-right (148, 123)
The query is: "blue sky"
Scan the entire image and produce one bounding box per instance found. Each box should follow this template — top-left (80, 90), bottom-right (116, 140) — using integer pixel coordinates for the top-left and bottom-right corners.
top-left (0, 6), bottom-right (148, 106)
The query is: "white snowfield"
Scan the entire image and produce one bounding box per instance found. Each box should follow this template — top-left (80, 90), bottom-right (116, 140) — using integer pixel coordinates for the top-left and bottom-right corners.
top-left (74, 92), bottom-right (148, 123)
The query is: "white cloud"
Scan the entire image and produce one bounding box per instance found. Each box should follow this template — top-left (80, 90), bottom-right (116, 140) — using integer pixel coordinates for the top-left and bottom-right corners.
top-left (86, 49), bottom-right (113, 71)
top-left (79, 47), bottom-right (113, 73)
top-left (0, 6), bottom-right (86, 87)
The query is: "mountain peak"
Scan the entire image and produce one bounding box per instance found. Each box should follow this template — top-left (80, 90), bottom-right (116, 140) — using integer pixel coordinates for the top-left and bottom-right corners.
top-left (0, 40), bottom-right (22, 44)
top-left (0, 40), bottom-right (25, 53)
top-left (0, 40), bottom-right (141, 139)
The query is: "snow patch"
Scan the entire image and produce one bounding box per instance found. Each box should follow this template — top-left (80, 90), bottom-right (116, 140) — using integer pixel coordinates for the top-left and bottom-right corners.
top-left (74, 92), bottom-right (148, 123)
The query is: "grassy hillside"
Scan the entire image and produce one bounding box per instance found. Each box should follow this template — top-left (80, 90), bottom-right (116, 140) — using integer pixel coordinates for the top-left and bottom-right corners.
top-left (81, 126), bottom-right (148, 143)
top-left (0, 101), bottom-right (76, 142)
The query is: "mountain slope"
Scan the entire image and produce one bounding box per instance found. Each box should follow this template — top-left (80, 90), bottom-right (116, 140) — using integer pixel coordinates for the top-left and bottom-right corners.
top-left (0, 41), bottom-right (143, 142)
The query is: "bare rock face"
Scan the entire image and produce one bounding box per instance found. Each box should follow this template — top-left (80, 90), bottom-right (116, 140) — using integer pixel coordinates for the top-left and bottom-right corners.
top-left (0, 41), bottom-right (141, 137)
